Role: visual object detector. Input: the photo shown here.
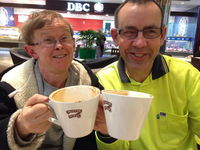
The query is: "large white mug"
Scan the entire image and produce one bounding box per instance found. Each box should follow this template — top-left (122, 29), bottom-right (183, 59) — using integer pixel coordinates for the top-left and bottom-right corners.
top-left (102, 90), bottom-right (153, 141)
top-left (48, 85), bottom-right (100, 138)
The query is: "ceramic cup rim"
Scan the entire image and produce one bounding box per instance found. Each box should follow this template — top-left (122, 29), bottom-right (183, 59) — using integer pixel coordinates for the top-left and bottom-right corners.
top-left (102, 89), bottom-right (153, 99)
top-left (49, 85), bottom-right (100, 103)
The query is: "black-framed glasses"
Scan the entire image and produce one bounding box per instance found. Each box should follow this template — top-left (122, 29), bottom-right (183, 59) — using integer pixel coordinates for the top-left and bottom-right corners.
top-left (117, 28), bottom-right (162, 40)
top-left (30, 36), bottom-right (73, 48)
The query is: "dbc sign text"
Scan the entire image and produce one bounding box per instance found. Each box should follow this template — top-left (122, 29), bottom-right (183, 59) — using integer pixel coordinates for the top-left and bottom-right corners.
top-left (67, 2), bottom-right (90, 12)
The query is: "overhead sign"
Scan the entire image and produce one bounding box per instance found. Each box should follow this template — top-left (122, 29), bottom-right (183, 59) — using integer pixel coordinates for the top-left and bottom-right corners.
top-left (67, 2), bottom-right (90, 12)
top-left (46, 0), bottom-right (119, 15)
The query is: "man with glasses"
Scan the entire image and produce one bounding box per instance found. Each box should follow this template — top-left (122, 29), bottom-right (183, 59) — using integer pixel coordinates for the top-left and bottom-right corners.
top-left (94, 0), bottom-right (200, 149)
top-left (0, 10), bottom-right (101, 150)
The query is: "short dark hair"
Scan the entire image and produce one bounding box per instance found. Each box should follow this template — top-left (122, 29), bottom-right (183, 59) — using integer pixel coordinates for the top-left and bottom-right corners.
top-left (114, 0), bottom-right (164, 28)
top-left (21, 10), bottom-right (73, 45)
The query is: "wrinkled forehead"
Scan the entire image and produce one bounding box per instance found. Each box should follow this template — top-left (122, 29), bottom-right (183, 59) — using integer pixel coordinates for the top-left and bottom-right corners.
top-left (41, 25), bottom-right (70, 32)
top-left (41, 18), bottom-right (70, 31)
top-left (36, 19), bottom-right (72, 36)
top-left (32, 27), bottom-right (72, 41)
top-left (42, 18), bottom-right (70, 30)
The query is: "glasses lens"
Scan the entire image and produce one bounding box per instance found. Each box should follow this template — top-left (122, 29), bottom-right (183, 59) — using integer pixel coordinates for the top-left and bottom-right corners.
top-left (118, 29), bottom-right (138, 40)
top-left (118, 28), bottom-right (161, 40)
top-left (42, 38), bottom-right (55, 47)
top-left (40, 36), bottom-right (73, 48)
top-left (60, 36), bottom-right (73, 45)
top-left (143, 28), bottom-right (161, 39)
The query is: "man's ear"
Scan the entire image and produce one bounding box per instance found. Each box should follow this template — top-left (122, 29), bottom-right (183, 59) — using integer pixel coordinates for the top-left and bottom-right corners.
top-left (160, 26), bottom-right (167, 46)
top-left (72, 38), bottom-right (75, 49)
top-left (111, 28), bottom-right (119, 47)
top-left (24, 45), bottom-right (38, 59)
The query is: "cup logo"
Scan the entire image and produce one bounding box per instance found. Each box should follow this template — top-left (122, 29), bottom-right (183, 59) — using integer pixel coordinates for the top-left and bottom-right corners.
top-left (66, 109), bottom-right (82, 118)
top-left (103, 100), bottom-right (112, 112)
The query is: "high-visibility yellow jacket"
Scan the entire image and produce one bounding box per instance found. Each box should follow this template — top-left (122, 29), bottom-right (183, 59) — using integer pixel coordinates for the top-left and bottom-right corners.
top-left (96, 55), bottom-right (200, 150)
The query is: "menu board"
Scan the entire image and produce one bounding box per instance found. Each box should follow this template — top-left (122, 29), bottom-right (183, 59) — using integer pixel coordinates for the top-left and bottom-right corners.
top-left (0, 26), bottom-right (20, 40)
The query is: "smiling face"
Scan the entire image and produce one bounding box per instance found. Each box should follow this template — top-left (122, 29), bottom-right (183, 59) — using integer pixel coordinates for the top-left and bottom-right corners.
top-left (112, 2), bottom-right (167, 78)
top-left (25, 18), bottom-right (74, 75)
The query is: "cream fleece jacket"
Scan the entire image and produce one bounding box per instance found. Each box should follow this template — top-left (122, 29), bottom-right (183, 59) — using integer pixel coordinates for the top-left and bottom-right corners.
top-left (1, 58), bottom-right (92, 150)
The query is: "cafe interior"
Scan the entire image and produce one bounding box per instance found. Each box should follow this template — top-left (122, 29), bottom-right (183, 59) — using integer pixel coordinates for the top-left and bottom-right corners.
top-left (0, 0), bottom-right (200, 72)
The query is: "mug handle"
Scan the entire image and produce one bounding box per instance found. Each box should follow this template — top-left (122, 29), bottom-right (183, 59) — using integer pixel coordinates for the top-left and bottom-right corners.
top-left (48, 117), bottom-right (61, 126)
top-left (45, 101), bottom-right (61, 126)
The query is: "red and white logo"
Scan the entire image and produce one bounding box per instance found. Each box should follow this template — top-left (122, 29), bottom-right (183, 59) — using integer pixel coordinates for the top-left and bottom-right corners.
top-left (103, 100), bottom-right (112, 112)
top-left (66, 109), bottom-right (82, 118)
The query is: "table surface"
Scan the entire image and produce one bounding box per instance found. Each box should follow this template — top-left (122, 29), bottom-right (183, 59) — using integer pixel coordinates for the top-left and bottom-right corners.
top-left (75, 55), bottom-right (119, 69)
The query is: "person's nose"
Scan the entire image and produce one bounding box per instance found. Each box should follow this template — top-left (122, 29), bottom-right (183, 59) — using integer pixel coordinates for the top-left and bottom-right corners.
top-left (131, 32), bottom-right (147, 48)
top-left (54, 40), bottom-right (63, 50)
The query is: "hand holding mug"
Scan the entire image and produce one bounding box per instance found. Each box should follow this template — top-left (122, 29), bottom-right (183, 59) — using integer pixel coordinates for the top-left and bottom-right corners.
top-left (94, 95), bottom-right (108, 135)
top-left (16, 94), bottom-right (52, 139)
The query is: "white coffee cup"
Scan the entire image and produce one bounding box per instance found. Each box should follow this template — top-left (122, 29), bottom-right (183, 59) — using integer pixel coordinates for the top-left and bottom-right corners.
top-left (102, 90), bottom-right (153, 141)
top-left (48, 85), bottom-right (100, 138)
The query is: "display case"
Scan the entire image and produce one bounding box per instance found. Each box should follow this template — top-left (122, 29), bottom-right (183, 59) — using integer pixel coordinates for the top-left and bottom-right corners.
top-left (0, 26), bottom-right (20, 40)
top-left (165, 37), bottom-right (193, 56)
top-left (0, 26), bottom-right (24, 48)
top-left (165, 14), bottom-right (198, 56)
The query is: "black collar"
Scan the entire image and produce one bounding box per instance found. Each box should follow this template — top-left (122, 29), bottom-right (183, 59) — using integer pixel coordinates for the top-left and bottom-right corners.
top-left (117, 54), bottom-right (169, 83)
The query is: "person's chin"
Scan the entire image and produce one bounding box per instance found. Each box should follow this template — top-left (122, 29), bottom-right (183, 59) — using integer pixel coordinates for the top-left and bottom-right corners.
top-left (126, 59), bottom-right (149, 69)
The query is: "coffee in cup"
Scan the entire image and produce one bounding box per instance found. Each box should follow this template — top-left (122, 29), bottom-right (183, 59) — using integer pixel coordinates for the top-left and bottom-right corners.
top-left (48, 85), bottom-right (100, 138)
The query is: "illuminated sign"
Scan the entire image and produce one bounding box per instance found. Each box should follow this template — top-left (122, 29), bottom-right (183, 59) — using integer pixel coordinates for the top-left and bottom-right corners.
top-left (46, 0), bottom-right (120, 15)
top-left (67, 2), bottom-right (90, 12)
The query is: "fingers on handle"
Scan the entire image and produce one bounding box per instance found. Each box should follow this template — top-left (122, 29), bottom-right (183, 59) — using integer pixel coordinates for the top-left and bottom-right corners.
top-left (25, 94), bottom-right (49, 107)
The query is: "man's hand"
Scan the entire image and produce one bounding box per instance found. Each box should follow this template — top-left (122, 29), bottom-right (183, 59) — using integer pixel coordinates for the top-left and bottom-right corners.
top-left (94, 95), bottom-right (109, 135)
top-left (15, 94), bottom-right (52, 139)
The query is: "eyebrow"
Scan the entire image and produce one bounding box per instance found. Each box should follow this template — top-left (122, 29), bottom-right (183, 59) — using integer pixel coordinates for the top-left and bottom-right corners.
top-left (41, 27), bottom-right (71, 35)
top-left (124, 25), bottom-right (160, 30)
top-left (39, 29), bottom-right (71, 37)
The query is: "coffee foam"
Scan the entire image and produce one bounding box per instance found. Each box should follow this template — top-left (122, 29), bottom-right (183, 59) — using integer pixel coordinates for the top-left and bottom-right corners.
top-left (105, 90), bottom-right (129, 96)
top-left (104, 90), bottom-right (152, 98)
top-left (50, 87), bottom-right (98, 102)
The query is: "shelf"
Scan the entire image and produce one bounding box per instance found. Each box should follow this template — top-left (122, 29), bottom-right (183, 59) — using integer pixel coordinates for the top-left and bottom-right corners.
top-left (0, 39), bottom-right (24, 44)
top-left (0, 39), bottom-right (25, 48)
top-left (167, 37), bottom-right (193, 41)
top-left (165, 51), bottom-right (192, 57)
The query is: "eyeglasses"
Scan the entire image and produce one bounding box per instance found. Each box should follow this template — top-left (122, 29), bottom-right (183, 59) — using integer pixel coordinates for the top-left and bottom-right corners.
top-left (117, 28), bottom-right (162, 40)
top-left (30, 36), bottom-right (73, 48)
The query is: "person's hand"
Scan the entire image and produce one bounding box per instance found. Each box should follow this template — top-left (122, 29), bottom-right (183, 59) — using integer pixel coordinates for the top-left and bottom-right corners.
top-left (15, 94), bottom-right (52, 139)
top-left (94, 95), bottom-right (108, 135)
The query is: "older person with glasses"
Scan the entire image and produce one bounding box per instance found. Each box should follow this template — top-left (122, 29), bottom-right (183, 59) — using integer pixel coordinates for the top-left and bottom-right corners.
top-left (94, 0), bottom-right (200, 150)
top-left (0, 10), bottom-right (101, 150)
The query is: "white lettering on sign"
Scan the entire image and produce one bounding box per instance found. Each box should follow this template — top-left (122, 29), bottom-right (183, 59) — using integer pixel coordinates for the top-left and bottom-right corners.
top-left (67, 2), bottom-right (90, 12)
top-left (67, 2), bottom-right (75, 11)
top-left (75, 3), bottom-right (82, 11)
top-left (83, 3), bottom-right (90, 12)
